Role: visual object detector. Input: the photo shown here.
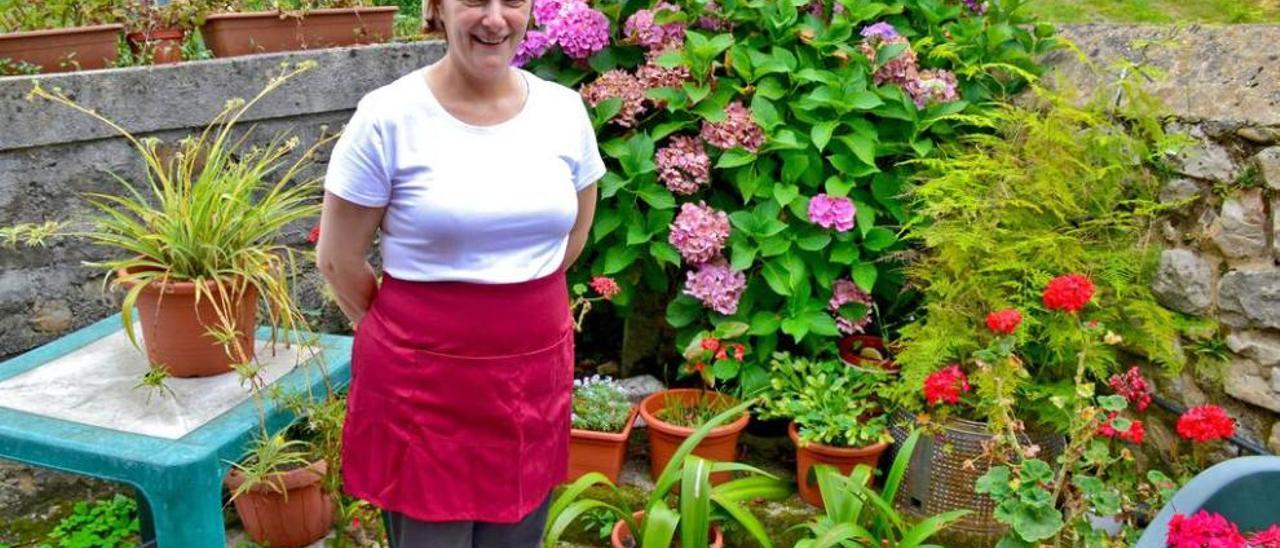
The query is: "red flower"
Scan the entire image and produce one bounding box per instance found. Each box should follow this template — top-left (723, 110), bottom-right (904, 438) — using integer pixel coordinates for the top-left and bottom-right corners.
top-left (307, 224), bottom-right (321, 245)
top-left (351, 516), bottom-right (361, 529)
top-left (1249, 525), bottom-right (1280, 548)
top-left (731, 343), bottom-right (745, 361)
top-left (1166, 510), bottom-right (1246, 548)
top-left (1109, 366), bottom-right (1152, 412)
top-left (923, 365), bottom-right (970, 406)
top-left (1042, 274), bottom-right (1095, 313)
top-left (1177, 405), bottom-right (1236, 443)
top-left (715, 347), bottom-right (728, 360)
top-left (589, 276), bottom-right (621, 300)
top-left (1098, 413), bottom-right (1144, 444)
top-left (700, 337), bottom-right (720, 351)
top-left (985, 308), bottom-right (1022, 335)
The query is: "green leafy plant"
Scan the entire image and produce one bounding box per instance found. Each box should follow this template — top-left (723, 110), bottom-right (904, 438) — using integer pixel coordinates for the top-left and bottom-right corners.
top-left (0, 0), bottom-right (119, 32)
top-left (756, 351), bottom-right (892, 448)
top-left (543, 398), bottom-right (792, 548)
top-left (117, 0), bottom-right (209, 32)
top-left (39, 494), bottom-right (140, 548)
top-left (652, 323), bottom-right (751, 429)
top-left (572, 375), bottom-right (634, 433)
top-left (794, 429), bottom-right (969, 547)
top-left (209, 0), bottom-right (380, 13)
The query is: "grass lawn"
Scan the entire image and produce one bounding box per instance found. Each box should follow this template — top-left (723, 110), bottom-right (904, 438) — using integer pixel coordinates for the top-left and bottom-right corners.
top-left (1025, 0), bottom-right (1280, 23)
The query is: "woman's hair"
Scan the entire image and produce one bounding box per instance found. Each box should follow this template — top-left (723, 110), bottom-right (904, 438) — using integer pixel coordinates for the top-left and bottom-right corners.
top-left (424, 0), bottom-right (443, 33)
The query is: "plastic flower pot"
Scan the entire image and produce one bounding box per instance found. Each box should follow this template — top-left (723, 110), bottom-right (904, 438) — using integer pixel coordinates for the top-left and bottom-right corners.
top-left (837, 335), bottom-right (900, 374)
top-left (611, 511), bottom-right (724, 548)
top-left (118, 267), bottom-right (257, 378)
top-left (126, 28), bottom-right (186, 64)
top-left (224, 459), bottom-right (334, 548)
top-left (0, 24), bottom-right (123, 73)
top-left (789, 421), bottom-right (890, 508)
top-left (568, 405), bottom-right (638, 484)
top-left (200, 7), bottom-right (397, 58)
top-left (639, 389), bottom-right (748, 485)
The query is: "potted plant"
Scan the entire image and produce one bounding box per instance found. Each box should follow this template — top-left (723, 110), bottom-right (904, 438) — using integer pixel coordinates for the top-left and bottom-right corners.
top-left (0, 0), bottom-right (122, 73)
top-left (639, 325), bottom-right (750, 484)
top-left (119, 0), bottom-right (207, 65)
top-left (569, 375), bottom-right (638, 484)
top-left (200, 0), bottom-right (398, 58)
top-left (544, 399), bottom-right (792, 548)
top-left (756, 352), bottom-right (895, 508)
top-left (19, 62), bottom-right (327, 378)
top-left (224, 417), bottom-right (335, 547)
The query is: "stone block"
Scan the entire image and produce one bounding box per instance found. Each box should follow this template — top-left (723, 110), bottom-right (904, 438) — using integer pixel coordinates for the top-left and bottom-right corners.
top-left (1175, 141), bottom-right (1239, 183)
top-left (27, 299), bottom-right (73, 334)
top-left (1151, 248), bottom-right (1214, 315)
top-left (1237, 127), bottom-right (1280, 145)
top-left (1223, 358), bottom-right (1280, 413)
top-left (1219, 269), bottom-right (1280, 329)
top-left (617, 374), bottom-right (665, 406)
top-left (1158, 178), bottom-right (1203, 205)
top-left (1227, 330), bottom-right (1280, 367)
top-left (1255, 146), bottom-right (1280, 190)
top-left (1209, 189), bottom-right (1268, 259)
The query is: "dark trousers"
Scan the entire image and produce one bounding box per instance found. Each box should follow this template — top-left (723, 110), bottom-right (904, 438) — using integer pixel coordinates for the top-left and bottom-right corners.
top-left (383, 494), bottom-right (552, 548)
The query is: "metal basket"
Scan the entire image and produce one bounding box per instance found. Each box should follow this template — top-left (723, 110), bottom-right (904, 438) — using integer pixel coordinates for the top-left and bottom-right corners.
top-left (887, 410), bottom-right (1066, 547)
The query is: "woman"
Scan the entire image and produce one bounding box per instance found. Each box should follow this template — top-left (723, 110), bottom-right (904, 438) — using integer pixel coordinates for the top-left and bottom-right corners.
top-left (315, 0), bottom-right (604, 543)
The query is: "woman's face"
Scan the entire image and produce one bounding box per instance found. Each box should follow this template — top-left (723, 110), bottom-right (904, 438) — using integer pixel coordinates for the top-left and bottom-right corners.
top-left (438, 0), bottom-right (531, 78)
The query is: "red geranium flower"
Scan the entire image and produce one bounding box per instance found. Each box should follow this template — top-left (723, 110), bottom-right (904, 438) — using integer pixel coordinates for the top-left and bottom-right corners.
top-left (1176, 404), bottom-right (1236, 443)
top-left (923, 364), bottom-right (970, 406)
top-left (307, 224), bottom-right (321, 245)
top-left (1249, 525), bottom-right (1280, 548)
top-left (731, 343), bottom-right (745, 361)
top-left (589, 276), bottom-right (621, 300)
top-left (1098, 413), bottom-right (1144, 444)
top-left (1109, 366), bottom-right (1153, 412)
top-left (985, 308), bottom-right (1022, 335)
top-left (700, 337), bottom-right (720, 351)
top-left (1166, 510), bottom-right (1246, 548)
top-left (1043, 274), bottom-right (1095, 313)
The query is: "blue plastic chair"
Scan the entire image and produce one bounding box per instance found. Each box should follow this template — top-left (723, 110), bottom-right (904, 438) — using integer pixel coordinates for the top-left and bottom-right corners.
top-left (1137, 456), bottom-right (1280, 547)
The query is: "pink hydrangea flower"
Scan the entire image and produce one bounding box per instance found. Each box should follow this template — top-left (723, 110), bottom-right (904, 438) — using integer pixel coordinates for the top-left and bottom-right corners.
top-left (829, 279), bottom-right (873, 334)
top-left (623, 2), bottom-right (686, 52)
top-left (581, 69), bottom-right (647, 128)
top-left (807, 193), bottom-right (855, 232)
top-left (534, 0), bottom-right (571, 26)
top-left (669, 201), bottom-right (730, 265)
top-left (547, 2), bottom-right (610, 60)
top-left (699, 101), bottom-right (765, 153)
top-left (657, 135), bottom-right (711, 195)
top-left (636, 61), bottom-right (691, 107)
top-left (696, 1), bottom-right (731, 30)
top-left (859, 35), bottom-right (919, 86)
top-left (590, 276), bottom-right (621, 300)
top-left (684, 257), bottom-right (746, 315)
top-left (512, 30), bottom-right (554, 67)
top-left (963, 0), bottom-right (989, 15)
top-left (906, 69), bottom-right (959, 108)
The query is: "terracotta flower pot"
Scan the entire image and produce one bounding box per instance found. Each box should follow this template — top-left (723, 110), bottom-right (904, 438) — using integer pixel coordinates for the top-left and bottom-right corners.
top-left (639, 389), bottom-right (749, 485)
top-left (611, 511), bottom-right (723, 548)
top-left (837, 334), bottom-right (900, 374)
top-left (126, 28), bottom-right (186, 64)
top-left (0, 24), bottom-right (122, 73)
top-left (200, 7), bottom-right (397, 58)
top-left (569, 405), bottom-right (638, 484)
top-left (118, 268), bottom-right (257, 378)
top-left (224, 459), bottom-right (334, 548)
top-left (789, 421), bottom-right (890, 508)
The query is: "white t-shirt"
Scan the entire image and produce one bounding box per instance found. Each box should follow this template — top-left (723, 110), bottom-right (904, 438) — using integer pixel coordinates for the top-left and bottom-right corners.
top-left (324, 67), bottom-right (606, 284)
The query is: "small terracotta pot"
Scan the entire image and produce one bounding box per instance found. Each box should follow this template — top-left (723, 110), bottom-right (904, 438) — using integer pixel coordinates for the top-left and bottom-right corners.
top-left (789, 421), bottom-right (890, 508)
top-left (118, 267), bottom-right (257, 378)
top-left (0, 24), bottom-right (122, 73)
top-left (569, 406), bottom-right (638, 484)
top-left (639, 389), bottom-right (749, 485)
top-left (225, 459), bottom-right (334, 548)
top-left (611, 510), bottom-right (723, 548)
top-left (126, 27), bottom-right (186, 64)
top-left (837, 335), bottom-right (900, 374)
top-left (200, 7), bottom-right (397, 58)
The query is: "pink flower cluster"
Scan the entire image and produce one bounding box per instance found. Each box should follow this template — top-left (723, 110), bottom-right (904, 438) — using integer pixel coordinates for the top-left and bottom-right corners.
top-left (807, 193), bottom-right (855, 232)
top-left (1166, 510), bottom-right (1246, 548)
top-left (696, 1), bottom-right (730, 31)
top-left (699, 101), bottom-right (765, 153)
top-left (1109, 366), bottom-right (1152, 412)
top-left (656, 135), bottom-right (711, 195)
top-left (580, 70), bottom-right (647, 127)
top-left (963, 0), bottom-right (989, 15)
top-left (623, 2), bottom-right (685, 53)
top-left (513, 30), bottom-right (554, 67)
top-left (858, 22), bottom-right (961, 109)
top-left (683, 257), bottom-right (747, 315)
top-left (829, 279), bottom-right (873, 334)
top-left (904, 69), bottom-right (959, 108)
top-left (590, 276), bottom-right (621, 300)
top-left (515, 0), bottom-right (609, 66)
top-left (669, 201), bottom-right (730, 264)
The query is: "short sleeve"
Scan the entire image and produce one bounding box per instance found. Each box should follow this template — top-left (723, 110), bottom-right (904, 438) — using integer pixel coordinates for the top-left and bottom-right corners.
top-left (572, 101), bottom-right (607, 192)
top-left (324, 100), bottom-right (392, 207)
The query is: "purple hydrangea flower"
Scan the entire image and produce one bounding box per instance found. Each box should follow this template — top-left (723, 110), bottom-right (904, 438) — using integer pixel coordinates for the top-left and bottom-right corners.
top-left (534, 0), bottom-right (570, 26)
top-left (669, 201), bottom-right (730, 265)
top-left (684, 257), bottom-right (747, 315)
top-left (697, 2), bottom-right (731, 31)
top-left (963, 0), bottom-right (988, 15)
top-left (859, 22), bottom-right (899, 42)
top-left (547, 2), bottom-right (610, 60)
top-left (512, 30), bottom-right (553, 67)
top-left (829, 279), bottom-right (873, 334)
top-left (656, 135), bottom-right (711, 195)
top-left (623, 2), bottom-right (686, 52)
top-left (807, 193), bottom-right (856, 232)
top-left (906, 69), bottom-right (959, 108)
top-left (858, 35), bottom-right (919, 86)
top-left (699, 101), bottom-right (765, 153)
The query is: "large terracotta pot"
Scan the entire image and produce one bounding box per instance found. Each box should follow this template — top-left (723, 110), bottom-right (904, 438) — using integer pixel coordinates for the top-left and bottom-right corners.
top-left (569, 406), bottom-right (638, 484)
top-left (200, 7), bottom-right (397, 58)
top-left (611, 511), bottom-right (723, 548)
top-left (126, 27), bottom-right (186, 64)
top-left (119, 268), bottom-right (257, 378)
top-left (639, 389), bottom-right (749, 485)
top-left (0, 24), bottom-right (122, 73)
top-left (224, 459), bottom-right (334, 548)
top-left (789, 421), bottom-right (890, 508)
top-left (837, 334), bottom-right (900, 374)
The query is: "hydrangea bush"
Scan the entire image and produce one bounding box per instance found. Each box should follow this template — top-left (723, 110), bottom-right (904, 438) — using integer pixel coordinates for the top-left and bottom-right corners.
top-left (524, 0), bottom-right (1056, 393)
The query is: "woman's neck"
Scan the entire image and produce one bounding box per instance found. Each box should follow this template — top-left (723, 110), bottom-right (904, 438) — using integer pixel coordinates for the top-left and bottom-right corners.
top-left (428, 55), bottom-right (519, 104)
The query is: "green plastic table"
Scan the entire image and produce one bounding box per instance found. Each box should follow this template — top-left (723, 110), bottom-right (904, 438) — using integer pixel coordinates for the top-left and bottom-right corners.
top-left (0, 314), bottom-right (352, 547)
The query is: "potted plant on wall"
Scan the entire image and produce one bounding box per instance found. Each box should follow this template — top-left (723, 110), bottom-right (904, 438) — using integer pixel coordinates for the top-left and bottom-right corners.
top-left (568, 375), bottom-right (638, 484)
top-left (119, 0), bottom-right (208, 65)
top-left (0, 0), bottom-right (122, 73)
top-left (200, 0), bottom-right (398, 58)
top-left (756, 351), bottom-right (894, 508)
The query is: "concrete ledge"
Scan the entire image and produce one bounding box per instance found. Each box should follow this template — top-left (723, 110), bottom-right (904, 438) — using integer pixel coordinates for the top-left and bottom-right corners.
top-left (0, 40), bottom-right (446, 152)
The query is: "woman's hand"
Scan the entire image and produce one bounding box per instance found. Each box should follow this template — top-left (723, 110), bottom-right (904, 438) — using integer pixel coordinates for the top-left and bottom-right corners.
top-left (316, 192), bottom-right (386, 328)
top-left (560, 183), bottom-right (598, 271)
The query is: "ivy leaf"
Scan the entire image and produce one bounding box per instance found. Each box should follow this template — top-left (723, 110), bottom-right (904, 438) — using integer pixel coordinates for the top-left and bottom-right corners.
top-left (862, 227), bottom-right (896, 251)
top-left (811, 121), bottom-right (838, 152)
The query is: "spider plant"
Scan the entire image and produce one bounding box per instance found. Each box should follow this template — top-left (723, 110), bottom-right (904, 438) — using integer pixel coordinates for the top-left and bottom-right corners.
top-left (544, 398), bottom-right (793, 548)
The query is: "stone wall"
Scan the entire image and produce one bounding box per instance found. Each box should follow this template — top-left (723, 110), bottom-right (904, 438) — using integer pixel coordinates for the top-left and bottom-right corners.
top-left (1049, 24), bottom-right (1280, 455)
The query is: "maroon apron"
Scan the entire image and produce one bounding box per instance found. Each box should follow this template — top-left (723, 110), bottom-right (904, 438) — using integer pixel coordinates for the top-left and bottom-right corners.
top-left (341, 271), bottom-right (573, 523)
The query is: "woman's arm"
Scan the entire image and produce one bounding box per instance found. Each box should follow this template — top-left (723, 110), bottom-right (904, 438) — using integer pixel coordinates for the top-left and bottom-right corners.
top-left (316, 191), bottom-right (386, 328)
top-left (560, 183), bottom-right (599, 271)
